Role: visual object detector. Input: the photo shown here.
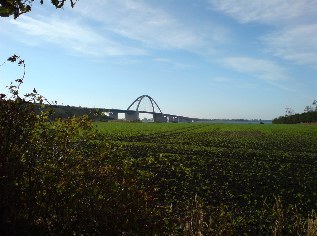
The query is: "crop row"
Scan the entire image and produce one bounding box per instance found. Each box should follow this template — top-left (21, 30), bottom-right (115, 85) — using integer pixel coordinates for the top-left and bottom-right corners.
top-left (97, 122), bottom-right (317, 230)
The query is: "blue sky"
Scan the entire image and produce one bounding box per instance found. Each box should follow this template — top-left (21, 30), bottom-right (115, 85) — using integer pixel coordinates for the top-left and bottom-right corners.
top-left (1, 0), bottom-right (317, 119)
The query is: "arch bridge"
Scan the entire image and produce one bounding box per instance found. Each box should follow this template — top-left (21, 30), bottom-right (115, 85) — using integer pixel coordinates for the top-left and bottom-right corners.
top-left (105, 95), bottom-right (198, 123)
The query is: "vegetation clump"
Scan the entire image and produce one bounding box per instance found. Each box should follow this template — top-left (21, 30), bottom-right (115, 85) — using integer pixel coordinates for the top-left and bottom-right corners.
top-left (0, 56), bottom-right (152, 235)
top-left (273, 101), bottom-right (317, 124)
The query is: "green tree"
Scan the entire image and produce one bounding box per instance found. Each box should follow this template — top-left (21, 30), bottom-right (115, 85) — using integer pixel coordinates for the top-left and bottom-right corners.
top-left (1, 56), bottom-right (154, 235)
top-left (0, 0), bottom-right (77, 19)
top-left (304, 105), bottom-right (313, 113)
top-left (312, 100), bottom-right (317, 111)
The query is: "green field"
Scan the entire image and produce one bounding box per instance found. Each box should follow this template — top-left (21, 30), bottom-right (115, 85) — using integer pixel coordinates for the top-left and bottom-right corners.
top-left (4, 113), bottom-right (317, 234)
top-left (96, 122), bottom-right (317, 233)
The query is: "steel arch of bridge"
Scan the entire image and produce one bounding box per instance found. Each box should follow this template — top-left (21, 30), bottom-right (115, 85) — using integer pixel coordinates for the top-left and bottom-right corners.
top-left (127, 95), bottom-right (162, 113)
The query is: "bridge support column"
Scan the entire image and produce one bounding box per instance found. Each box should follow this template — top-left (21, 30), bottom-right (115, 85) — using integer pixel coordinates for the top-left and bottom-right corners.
top-left (178, 116), bottom-right (185, 122)
top-left (184, 117), bottom-right (192, 123)
top-left (125, 111), bottom-right (139, 121)
top-left (153, 113), bottom-right (167, 123)
top-left (168, 115), bottom-right (178, 123)
top-left (109, 111), bottom-right (118, 120)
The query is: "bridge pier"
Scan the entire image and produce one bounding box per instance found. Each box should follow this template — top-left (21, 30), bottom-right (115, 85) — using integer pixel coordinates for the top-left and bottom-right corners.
top-left (178, 116), bottom-right (185, 122)
top-left (153, 113), bottom-right (167, 123)
top-left (168, 115), bottom-right (178, 123)
top-left (108, 111), bottom-right (118, 120)
top-left (184, 117), bottom-right (192, 123)
top-left (125, 111), bottom-right (139, 121)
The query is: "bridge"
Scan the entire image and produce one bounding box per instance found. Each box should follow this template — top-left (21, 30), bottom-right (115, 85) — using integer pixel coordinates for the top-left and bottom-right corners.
top-left (102, 95), bottom-right (205, 123)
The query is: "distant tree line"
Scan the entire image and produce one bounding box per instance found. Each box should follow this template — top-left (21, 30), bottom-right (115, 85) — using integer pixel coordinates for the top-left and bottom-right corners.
top-left (45, 104), bottom-right (111, 121)
top-left (273, 100), bottom-right (317, 124)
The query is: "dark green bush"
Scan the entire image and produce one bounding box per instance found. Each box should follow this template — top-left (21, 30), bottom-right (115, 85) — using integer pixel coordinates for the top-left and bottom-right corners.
top-left (0, 56), bottom-right (153, 235)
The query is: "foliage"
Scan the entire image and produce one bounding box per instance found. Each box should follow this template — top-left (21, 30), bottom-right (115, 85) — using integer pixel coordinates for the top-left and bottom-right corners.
top-left (273, 100), bottom-right (317, 124)
top-left (0, 56), bottom-right (153, 235)
top-left (273, 111), bottom-right (317, 124)
top-left (0, 0), bottom-right (77, 19)
top-left (45, 104), bottom-right (110, 121)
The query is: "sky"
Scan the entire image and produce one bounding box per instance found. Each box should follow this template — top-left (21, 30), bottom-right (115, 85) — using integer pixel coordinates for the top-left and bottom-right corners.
top-left (1, 0), bottom-right (317, 120)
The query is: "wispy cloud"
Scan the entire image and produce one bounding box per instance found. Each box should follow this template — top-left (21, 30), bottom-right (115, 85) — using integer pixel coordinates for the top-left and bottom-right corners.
top-left (209, 0), bottom-right (317, 25)
top-left (222, 56), bottom-right (302, 93)
top-left (223, 57), bottom-right (289, 82)
top-left (8, 15), bottom-right (146, 57)
top-left (263, 24), bottom-right (317, 67)
top-left (210, 0), bottom-right (317, 68)
top-left (76, 0), bottom-right (228, 53)
top-left (4, 0), bottom-right (230, 59)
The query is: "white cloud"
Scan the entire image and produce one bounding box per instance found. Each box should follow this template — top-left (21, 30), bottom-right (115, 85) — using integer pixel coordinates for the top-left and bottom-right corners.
top-left (75, 0), bottom-right (227, 53)
top-left (209, 0), bottom-right (317, 25)
top-left (222, 57), bottom-right (301, 93)
top-left (263, 24), bottom-right (317, 67)
top-left (210, 0), bottom-right (317, 68)
top-left (4, 0), bottom-right (230, 59)
top-left (223, 57), bottom-right (289, 81)
top-left (9, 15), bottom-right (146, 57)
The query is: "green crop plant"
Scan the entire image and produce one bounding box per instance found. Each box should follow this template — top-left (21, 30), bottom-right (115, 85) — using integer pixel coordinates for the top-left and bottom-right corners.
top-left (96, 122), bottom-right (317, 234)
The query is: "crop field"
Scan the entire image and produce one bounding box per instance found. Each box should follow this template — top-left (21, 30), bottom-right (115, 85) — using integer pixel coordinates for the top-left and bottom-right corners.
top-left (96, 122), bottom-right (317, 233)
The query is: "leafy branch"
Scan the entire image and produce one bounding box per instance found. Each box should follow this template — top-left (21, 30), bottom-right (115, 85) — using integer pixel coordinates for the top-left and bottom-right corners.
top-left (0, 0), bottom-right (78, 19)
